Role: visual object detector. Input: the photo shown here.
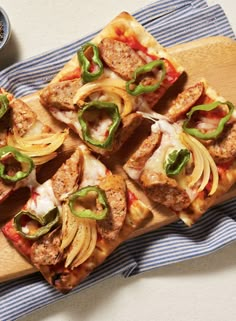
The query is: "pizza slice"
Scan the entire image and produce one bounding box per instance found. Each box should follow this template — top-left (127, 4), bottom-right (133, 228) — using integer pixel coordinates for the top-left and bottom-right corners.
top-left (124, 81), bottom-right (236, 225)
top-left (0, 88), bottom-right (68, 204)
top-left (39, 12), bottom-right (183, 155)
top-left (165, 79), bottom-right (236, 163)
top-left (2, 146), bottom-right (152, 292)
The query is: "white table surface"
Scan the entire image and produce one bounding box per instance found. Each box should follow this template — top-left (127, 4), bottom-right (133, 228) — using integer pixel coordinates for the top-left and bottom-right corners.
top-left (0, 0), bottom-right (236, 320)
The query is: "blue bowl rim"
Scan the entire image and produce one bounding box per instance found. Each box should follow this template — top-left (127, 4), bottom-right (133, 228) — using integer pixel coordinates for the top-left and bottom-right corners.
top-left (0, 6), bottom-right (11, 50)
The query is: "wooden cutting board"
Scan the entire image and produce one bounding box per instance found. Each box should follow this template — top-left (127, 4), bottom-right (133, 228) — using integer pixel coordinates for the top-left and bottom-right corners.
top-left (0, 36), bottom-right (236, 282)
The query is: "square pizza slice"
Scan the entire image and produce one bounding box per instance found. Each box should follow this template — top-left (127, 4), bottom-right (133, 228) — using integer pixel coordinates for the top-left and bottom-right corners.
top-left (39, 12), bottom-right (183, 156)
top-left (124, 81), bottom-right (236, 225)
top-left (0, 88), bottom-right (67, 204)
top-left (2, 146), bottom-right (152, 292)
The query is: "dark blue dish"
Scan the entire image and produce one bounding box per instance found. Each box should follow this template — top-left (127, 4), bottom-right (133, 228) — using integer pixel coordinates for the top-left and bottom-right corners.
top-left (0, 7), bottom-right (11, 50)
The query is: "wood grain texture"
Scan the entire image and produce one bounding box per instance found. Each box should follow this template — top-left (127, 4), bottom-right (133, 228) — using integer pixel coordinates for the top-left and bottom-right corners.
top-left (0, 36), bottom-right (236, 282)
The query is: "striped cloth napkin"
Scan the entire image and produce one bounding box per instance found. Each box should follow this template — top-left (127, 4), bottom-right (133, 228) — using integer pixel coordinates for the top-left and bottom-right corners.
top-left (0, 0), bottom-right (235, 320)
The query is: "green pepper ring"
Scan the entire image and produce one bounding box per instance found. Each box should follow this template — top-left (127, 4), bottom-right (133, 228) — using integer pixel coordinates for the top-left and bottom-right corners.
top-left (0, 146), bottom-right (34, 182)
top-left (78, 101), bottom-right (121, 149)
top-left (77, 42), bottom-right (104, 83)
top-left (14, 207), bottom-right (59, 240)
top-left (126, 59), bottom-right (166, 96)
top-left (0, 94), bottom-right (9, 119)
top-left (69, 186), bottom-right (108, 220)
top-left (183, 101), bottom-right (235, 140)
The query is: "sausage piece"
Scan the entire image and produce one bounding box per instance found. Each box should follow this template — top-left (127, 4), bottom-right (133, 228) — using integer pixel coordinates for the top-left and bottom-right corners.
top-left (166, 82), bottom-right (204, 122)
top-left (51, 148), bottom-right (83, 201)
top-left (208, 123), bottom-right (236, 164)
top-left (114, 112), bottom-right (143, 152)
top-left (98, 38), bottom-right (144, 80)
top-left (10, 99), bottom-right (37, 136)
top-left (97, 174), bottom-right (127, 240)
top-left (40, 79), bottom-right (81, 111)
top-left (124, 131), bottom-right (161, 175)
top-left (140, 170), bottom-right (191, 211)
top-left (31, 227), bottom-right (63, 266)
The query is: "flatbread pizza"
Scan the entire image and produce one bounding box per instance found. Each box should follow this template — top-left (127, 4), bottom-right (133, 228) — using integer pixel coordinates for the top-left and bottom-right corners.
top-left (0, 88), bottom-right (67, 204)
top-left (2, 146), bottom-right (152, 292)
top-left (39, 12), bottom-right (184, 156)
top-left (124, 79), bottom-right (236, 225)
top-left (1, 11), bottom-right (236, 294)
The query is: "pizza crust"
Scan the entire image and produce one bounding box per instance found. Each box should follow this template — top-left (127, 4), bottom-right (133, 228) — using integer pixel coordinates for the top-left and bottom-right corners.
top-left (52, 12), bottom-right (184, 83)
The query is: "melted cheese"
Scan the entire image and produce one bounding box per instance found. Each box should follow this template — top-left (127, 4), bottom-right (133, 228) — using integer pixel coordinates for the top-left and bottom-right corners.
top-left (124, 166), bottom-right (142, 181)
top-left (143, 120), bottom-right (199, 201)
top-left (26, 180), bottom-right (59, 216)
top-left (80, 152), bottom-right (107, 188)
top-left (50, 107), bottom-right (82, 134)
top-left (145, 120), bottom-right (185, 173)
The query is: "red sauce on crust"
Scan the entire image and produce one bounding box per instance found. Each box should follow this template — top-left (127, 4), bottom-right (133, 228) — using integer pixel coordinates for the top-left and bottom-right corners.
top-left (127, 189), bottom-right (138, 209)
top-left (2, 219), bottom-right (32, 259)
top-left (114, 27), bottom-right (180, 84)
top-left (60, 67), bottom-right (81, 81)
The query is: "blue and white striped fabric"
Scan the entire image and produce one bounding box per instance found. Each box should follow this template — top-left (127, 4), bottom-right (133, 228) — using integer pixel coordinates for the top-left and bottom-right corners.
top-left (0, 1), bottom-right (235, 320)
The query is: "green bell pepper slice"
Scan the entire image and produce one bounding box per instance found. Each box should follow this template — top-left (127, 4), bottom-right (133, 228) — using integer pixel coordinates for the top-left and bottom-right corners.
top-left (14, 207), bottom-right (59, 239)
top-left (0, 94), bottom-right (9, 119)
top-left (164, 149), bottom-right (190, 176)
top-left (69, 186), bottom-right (108, 220)
top-left (0, 146), bottom-right (34, 182)
top-left (77, 42), bottom-right (104, 83)
top-left (78, 101), bottom-right (121, 149)
top-left (126, 60), bottom-right (166, 96)
top-left (183, 101), bottom-right (234, 140)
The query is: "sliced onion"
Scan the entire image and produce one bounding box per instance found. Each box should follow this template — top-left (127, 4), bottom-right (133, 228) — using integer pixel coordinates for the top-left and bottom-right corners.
top-left (60, 203), bottom-right (78, 251)
top-left (181, 133), bottom-right (219, 195)
top-left (32, 153), bottom-right (58, 165)
top-left (198, 148), bottom-right (211, 192)
top-left (73, 78), bottom-right (134, 117)
top-left (70, 219), bottom-right (97, 269)
top-left (60, 201), bottom-right (98, 269)
top-left (7, 129), bottom-right (68, 163)
top-left (181, 133), bottom-right (204, 187)
top-left (64, 218), bottom-right (87, 268)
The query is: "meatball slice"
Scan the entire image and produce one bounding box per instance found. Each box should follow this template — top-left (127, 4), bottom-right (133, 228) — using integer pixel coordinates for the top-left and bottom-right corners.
top-left (10, 99), bottom-right (37, 136)
top-left (31, 227), bottom-right (63, 266)
top-left (40, 79), bottom-right (81, 111)
top-left (98, 38), bottom-right (144, 80)
top-left (208, 123), bottom-right (236, 164)
top-left (124, 131), bottom-right (161, 180)
top-left (140, 170), bottom-right (191, 212)
top-left (166, 82), bottom-right (204, 122)
top-left (97, 174), bottom-right (127, 240)
top-left (51, 148), bottom-right (84, 201)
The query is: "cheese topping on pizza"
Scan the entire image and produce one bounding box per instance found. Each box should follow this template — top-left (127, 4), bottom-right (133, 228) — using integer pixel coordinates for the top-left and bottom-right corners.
top-left (27, 180), bottom-right (59, 216)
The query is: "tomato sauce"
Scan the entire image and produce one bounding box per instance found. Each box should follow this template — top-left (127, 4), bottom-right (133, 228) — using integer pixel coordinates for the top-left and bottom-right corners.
top-left (217, 160), bottom-right (233, 179)
top-left (198, 104), bottom-right (227, 120)
top-left (127, 189), bottom-right (138, 209)
top-left (114, 27), bottom-right (157, 60)
top-left (114, 27), bottom-right (180, 85)
top-left (60, 67), bottom-right (81, 81)
top-left (2, 219), bottom-right (32, 258)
